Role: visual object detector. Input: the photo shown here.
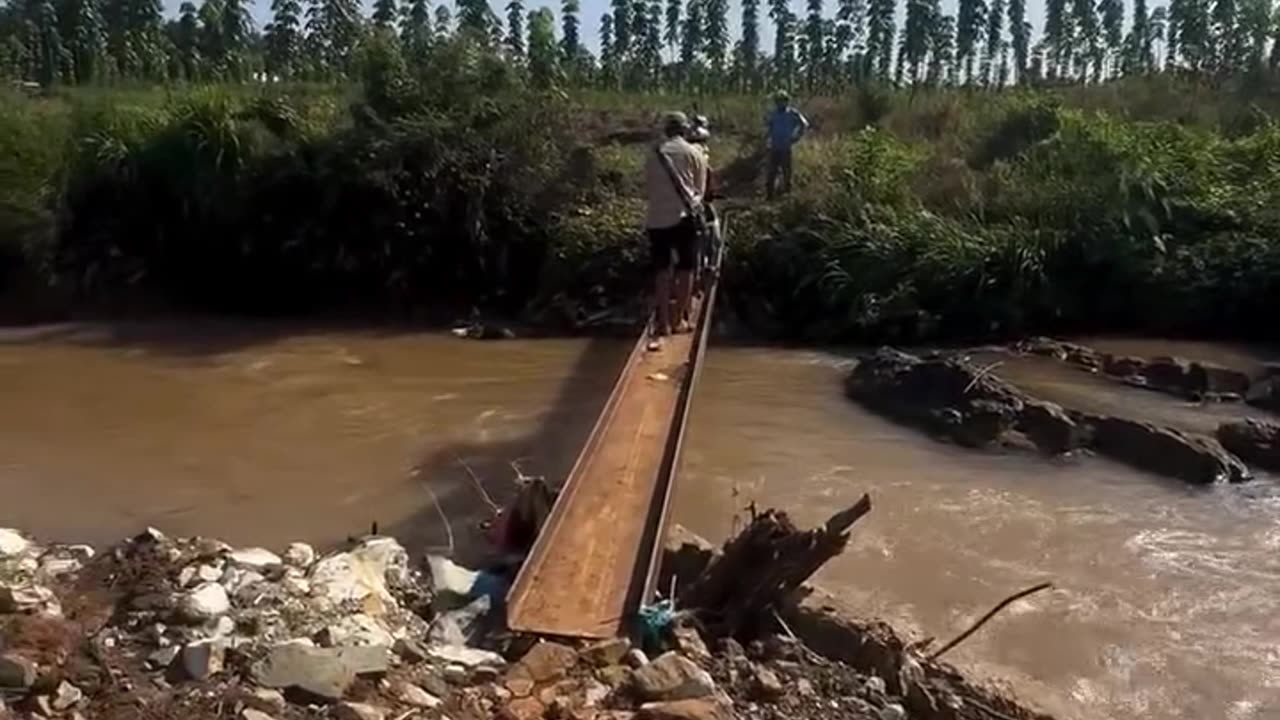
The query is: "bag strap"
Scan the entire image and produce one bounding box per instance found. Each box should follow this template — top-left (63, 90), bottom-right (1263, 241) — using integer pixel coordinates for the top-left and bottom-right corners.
top-left (655, 144), bottom-right (701, 217)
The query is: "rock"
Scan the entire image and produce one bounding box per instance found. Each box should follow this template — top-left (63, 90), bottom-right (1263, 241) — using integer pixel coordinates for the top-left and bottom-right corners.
top-left (624, 649), bottom-right (650, 668)
top-left (582, 678), bottom-right (611, 708)
top-left (146, 646), bottom-right (180, 670)
top-left (473, 666), bottom-right (501, 683)
top-left (427, 555), bottom-right (480, 597)
top-left (1217, 420), bottom-right (1280, 471)
top-left (430, 644), bottom-right (506, 668)
top-left (501, 697), bottom-right (546, 720)
top-left (283, 543), bottom-right (316, 568)
top-left (0, 529), bottom-right (29, 557)
top-left (137, 527), bottom-right (168, 544)
top-left (0, 584), bottom-right (60, 616)
top-left (672, 626), bottom-right (711, 662)
top-left (0, 653), bottom-right (37, 688)
top-left (419, 672), bottom-right (450, 697)
top-left (1087, 415), bottom-right (1250, 484)
top-left (582, 637), bottom-right (632, 668)
top-left (1103, 354), bottom-right (1147, 377)
top-left (637, 699), bottom-right (732, 720)
top-left (751, 667), bottom-right (783, 702)
top-left (1142, 356), bottom-right (1194, 394)
top-left (846, 348), bottom-right (1023, 448)
top-left (249, 687), bottom-right (287, 711)
top-left (182, 639), bottom-right (227, 680)
top-left (795, 678), bottom-right (815, 696)
top-left (37, 553), bottom-right (82, 578)
top-left (443, 665), bottom-right (470, 684)
top-left (878, 704), bottom-right (907, 720)
top-left (505, 670), bottom-right (536, 698)
top-left (393, 682), bottom-right (442, 708)
top-left (597, 665), bottom-right (633, 690)
top-left (514, 641), bottom-right (577, 683)
top-left (659, 526), bottom-right (717, 601)
top-left (252, 643), bottom-right (390, 701)
top-left (229, 548), bottom-right (283, 570)
top-left (429, 595), bottom-right (491, 645)
top-left (1248, 376), bottom-right (1280, 411)
top-left (316, 613), bottom-right (395, 648)
top-left (718, 638), bottom-right (745, 661)
top-left (178, 583), bottom-right (230, 622)
top-left (633, 652), bottom-right (716, 702)
top-left (308, 537), bottom-right (408, 616)
top-left (240, 709), bottom-right (278, 720)
top-left (863, 676), bottom-right (887, 696)
top-left (1191, 362), bottom-right (1252, 395)
top-left (51, 681), bottom-right (82, 711)
top-left (1017, 399), bottom-right (1084, 454)
top-left (334, 701), bottom-right (386, 720)
top-left (281, 571), bottom-right (310, 596)
top-left (392, 637), bottom-right (429, 663)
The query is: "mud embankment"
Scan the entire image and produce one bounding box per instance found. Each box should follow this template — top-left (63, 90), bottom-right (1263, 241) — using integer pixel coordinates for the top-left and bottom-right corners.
top-left (0, 519), bottom-right (1052, 720)
top-left (844, 342), bottom-right (1280, 485)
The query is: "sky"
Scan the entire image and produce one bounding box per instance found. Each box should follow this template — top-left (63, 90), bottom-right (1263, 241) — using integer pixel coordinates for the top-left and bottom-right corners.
top-left (180, 0), bottom-right (1056, 55)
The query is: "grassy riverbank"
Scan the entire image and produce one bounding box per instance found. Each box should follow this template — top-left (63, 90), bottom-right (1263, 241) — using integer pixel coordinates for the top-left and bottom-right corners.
top-left (3, 52), bottom-right (1280, 341)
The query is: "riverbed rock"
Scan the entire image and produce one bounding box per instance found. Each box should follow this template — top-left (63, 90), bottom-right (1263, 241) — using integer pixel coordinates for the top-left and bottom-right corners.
top-left (633, 652), bottom-right (716, 702)
top-left (0, 583), bottom-right (61, 615)
top-left (240, 709), bottom-right (278, 720)
top-left (751, 666), bottom-right (784, 702)
top-left (1217, 420), bottom-right (1280, 471)
top-left (1017, 399), bottom-right (1084, 454)
top-left (182, 638), bottom-right (227, 680)
top-left (846, 348), bottom-right (1024, 448)
top-left (51, 680), bottom-right (83, 710)
top-left (229, 548), bottom-right (283, 571)
top-left (1086, 415), bottom-right (1250, 484)
top-left (335, 701), bottom-right (386, 720)
top-left (251, 643), bottom-right (390, 701)
top-left (0, 529), bottom-right (31, 557)
top-left (1247, 376), bottom-right (1280, 411)
top-left (1190, 362), bottom-right (1252, 396)
top-left (146, 646), bottom-right (180, 670)
top-left (178, 582), bottom-right (230, 622)
top-left (315, 613), bottom-right (395, 648)
top-left (283, 543), bottom-right (315, 568)
top-left (429, 644), bottom-right (506, 668)
top-left (637, 698), bottom-right (732, 720)
top-left (391, 637), bottom-right (429, 663)
top-left (0, 653), bottom-right (37, 688)
top-left (511, 641), bottom-right (577, 684)
top-left (308, 537), bottom-right (407, 616)
top-left (582, 637), bottom-right (632, 668)
top-left (393, 681), bottom-right (442, 708)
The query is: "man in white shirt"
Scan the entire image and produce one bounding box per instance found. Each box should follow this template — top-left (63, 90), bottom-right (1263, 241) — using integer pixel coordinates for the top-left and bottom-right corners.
top-left (645, 111), bottom-right (708, 350)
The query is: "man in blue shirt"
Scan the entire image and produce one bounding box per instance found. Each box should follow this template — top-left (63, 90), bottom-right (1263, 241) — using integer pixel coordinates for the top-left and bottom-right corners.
top-left (764, 91), bottom-right (810, 200)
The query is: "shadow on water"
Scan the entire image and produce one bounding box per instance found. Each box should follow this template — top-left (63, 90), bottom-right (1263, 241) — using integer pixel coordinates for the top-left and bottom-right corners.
top-left (384, 336), bottom-right (631, 566)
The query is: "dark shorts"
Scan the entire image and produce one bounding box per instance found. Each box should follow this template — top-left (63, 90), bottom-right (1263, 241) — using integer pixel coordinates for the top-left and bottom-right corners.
top-left (648, 216), bottom-right (698, 272)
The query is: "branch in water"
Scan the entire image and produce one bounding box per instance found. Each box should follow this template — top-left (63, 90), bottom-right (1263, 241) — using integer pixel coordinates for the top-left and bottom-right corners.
top-left (928, 581), bottom-right (1054, 661)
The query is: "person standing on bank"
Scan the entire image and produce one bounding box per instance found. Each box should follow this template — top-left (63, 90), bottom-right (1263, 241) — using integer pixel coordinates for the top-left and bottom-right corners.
top-left (645, 111), bottom-right (708, 351)
top-left (764, 91), bottom-right (810, 200)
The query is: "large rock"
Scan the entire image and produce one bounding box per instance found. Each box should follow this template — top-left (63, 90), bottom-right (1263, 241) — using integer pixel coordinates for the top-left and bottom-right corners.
top-left (1190, 362), bottom-right (1252, 395)
top-left (251, 643), bottom-right (391, 701)
top-left (513, 641), bottom-right (577, 683)
top-left (1087, 415), bottom-right (1250, 484)
top-left (1247, 376), bottom-right (1280, 412)
top-left (228, 548), bottom-right (283, 571)
top-left (182, 639), bottom-right (227, 681)
top-left (637, 699), bottom-right (732, 720)
top-left (1217, 420), bottom-right (1280, 471)
top-left (632, 652), bottom-right (716, 702)
top-left (581, 638), bottom-right (632, 668)
top-left (178, 582), bottom-right (230, 622)
top-left (315, 613), bottom-right (395, 648)
top-left (0, 653), bottom-right (37, 688)
top-left (1017, 400), bottom-right (1084, 454)
top-left (0, 529), bottom-right (31, 557)
top-left (307, 537), bottom-right (408, 616)
top-left (846, 348), bottom-right (1023, 449)
top-left (0, 583), bottom-right (61, 616)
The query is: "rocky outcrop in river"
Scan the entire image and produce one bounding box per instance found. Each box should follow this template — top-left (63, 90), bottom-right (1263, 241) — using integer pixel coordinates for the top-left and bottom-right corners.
top-left (846, 348), bottom-right (1252, 484)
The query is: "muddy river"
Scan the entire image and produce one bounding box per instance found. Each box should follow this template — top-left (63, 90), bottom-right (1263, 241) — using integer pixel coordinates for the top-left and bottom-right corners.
top-left (2, 323), bottom-right (1279, 719)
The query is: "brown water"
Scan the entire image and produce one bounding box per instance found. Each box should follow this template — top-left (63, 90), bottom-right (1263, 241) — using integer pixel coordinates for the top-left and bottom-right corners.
top-left (3, 324), bottom-right (1280, 719)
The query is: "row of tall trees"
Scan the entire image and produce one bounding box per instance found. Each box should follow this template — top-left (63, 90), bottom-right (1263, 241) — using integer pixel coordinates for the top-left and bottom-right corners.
top-left (5, 0), bottom-right (1280, 89)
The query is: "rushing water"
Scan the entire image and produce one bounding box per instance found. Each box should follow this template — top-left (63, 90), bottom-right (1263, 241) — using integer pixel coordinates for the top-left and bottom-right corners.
top-left (2, 323), bottom-right (1280, 720)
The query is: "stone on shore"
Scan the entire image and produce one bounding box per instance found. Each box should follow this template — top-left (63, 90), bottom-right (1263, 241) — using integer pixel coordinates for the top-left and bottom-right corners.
top-left (637, 698), bottom-right (733, 720)
top-left (51, 680), bottom-right (83, 711)
top-left (228, 548), bottom-right (283, 571)
top-left (315, 613), bottom-right (395, 648)
top-left (240, 709), bottom-right (279, 720)
top-left (251, 643), bottom-right (390, 701)
top-left (0, 653), bottom-right (37, 688)
top-left (633, 652), bottom-right (716, 702)
top-left (283, 543), bottom-right (316, 568)
top-left (0, 584), bottom-right (61, 616)
top-left (0, 529), bottom-right (31, 557)
top-left (429, 644), bottom-right (505, 668)
top-left (513, 641), bottom-right (577, 683)
top-left (334, 701), bottom-right (386, 720)
top-left (182, 638), bottom-right (227, 680)
top-left (393, 681), bottom-right (442, 708)
top-left (582, 637), bottom-right (632, 668)
top-left (178, 582), bottom-right (230, 622)
top-left (751, 666), bottom-right (784, 702)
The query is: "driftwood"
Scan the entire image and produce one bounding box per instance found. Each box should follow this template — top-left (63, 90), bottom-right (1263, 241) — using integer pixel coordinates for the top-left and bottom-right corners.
top-left (683, 493), bottom-right (872, 636)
